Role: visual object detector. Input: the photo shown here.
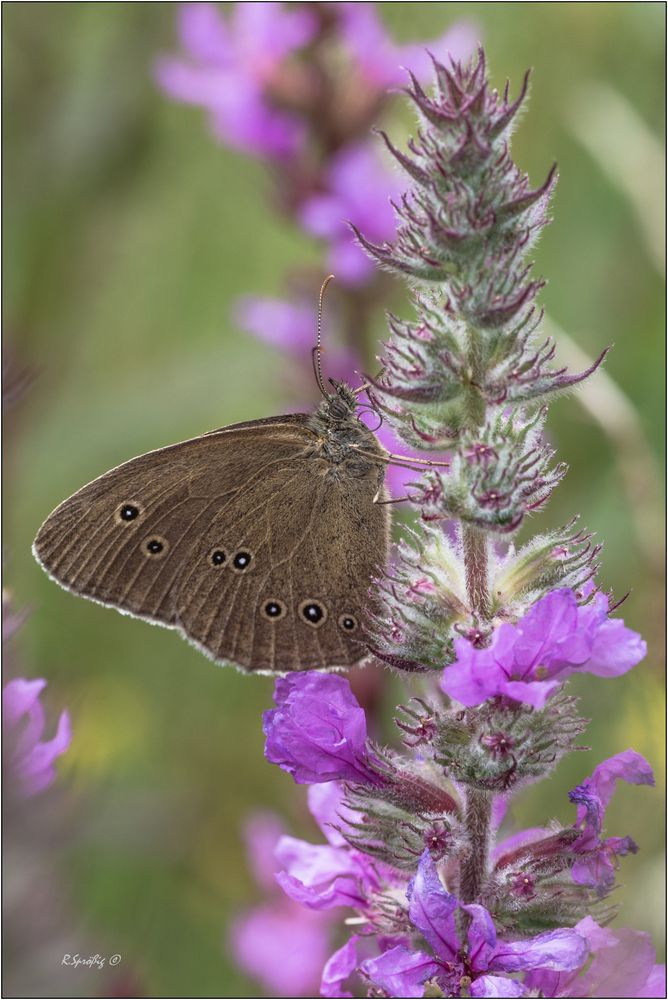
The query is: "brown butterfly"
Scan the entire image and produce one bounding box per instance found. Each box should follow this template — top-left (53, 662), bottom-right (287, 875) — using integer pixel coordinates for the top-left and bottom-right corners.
top-left (33, 278), bottom-right (446, 673)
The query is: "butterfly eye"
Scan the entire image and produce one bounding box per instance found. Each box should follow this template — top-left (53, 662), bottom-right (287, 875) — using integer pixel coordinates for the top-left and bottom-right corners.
top-left (210, 549), bottom-right (227, 568)
top-left (299, 600), bottom-right (327, 628)
top-left (116, 502), bottom-right (142, 524)
top-left (232, 551), bottom-right (252, 572)
top-left (338, 614), bottom-right (358, 632)
top-left (144, 536), bottom-right (168, 558)
top-left (263, 600), bottom-right (287, 621)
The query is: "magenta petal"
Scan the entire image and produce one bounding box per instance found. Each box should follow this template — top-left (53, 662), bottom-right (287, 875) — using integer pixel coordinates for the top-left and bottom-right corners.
top-left (154, 59), bottom-right (232, 106)
top-left (591, 748), bottom-right (656, 802)
top-left (572, 917), bottom-right (662, 999)
top-left (328, 239), bottom-right (376, 286)
top-left (300, 195), bottom-right (344, 239)
top-left (307, 783), bottom-right (357, 847)
top-left (234, 296), bottom-right (317, 354)
top-left (492, 928), bottom-right (588, 974)
top-left (502, 678), bottom-right (561, 709)
top-left (463, 903), bottom-right (498, 970)
top-left (263, 673), bottom-right (380, 785)
top-left (408, 851), bottom-right (459, 961)
top-left (242, 812), bottom-right (286, 890)
top-left (3, 677), bottom-right (47, 727)
top-left (320, 935), bottom-right (359, 999)
top-left (440, 637), bottom-right (503, 706)
top-left (230, 901), bottom-right (330, 997)
top-left (512, 589), bottom-right (582, 671)
top-left (470, 975), bottom-right (528, 998)
top-left (640, 965), bottom-right (667, 998)
top-left (231, 1), bottom-right (317, 65)
top-left (178, 2), bottom-right (232, 63)
top-left (18, 709), bottom-right (72, 796)
top-left (586, 616), bottom-right (647, 677)
top-left (275, 836), bottom-right (358, 888)
top-left (275, 870), bottom-right (367, 911)
top-left (491, 795), bottom-right (508, 834)
top-left (362, 945), bottom-right (440, 999)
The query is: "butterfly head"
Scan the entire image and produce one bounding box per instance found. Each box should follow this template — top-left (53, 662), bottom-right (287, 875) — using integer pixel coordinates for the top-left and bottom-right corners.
top-left (324, 378), bottom-right (358, 422)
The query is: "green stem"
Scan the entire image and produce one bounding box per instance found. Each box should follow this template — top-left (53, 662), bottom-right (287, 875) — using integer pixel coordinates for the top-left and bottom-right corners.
top-left (459, 326), bottom-right (492, 901)
top-left (462, 327), bottom-right (491, 623)
top-left (463, 525), bottom-right (491, 622)
top-left (459, 787), bottom-right (492, 903)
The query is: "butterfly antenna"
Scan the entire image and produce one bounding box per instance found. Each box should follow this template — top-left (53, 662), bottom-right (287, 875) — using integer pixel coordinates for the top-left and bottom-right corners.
top-left (312, 274), bottom-right (335, 399)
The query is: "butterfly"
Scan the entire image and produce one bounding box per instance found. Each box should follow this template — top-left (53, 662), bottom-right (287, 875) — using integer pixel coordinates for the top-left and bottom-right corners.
top-left (33, 278), bottom-right (446, 673)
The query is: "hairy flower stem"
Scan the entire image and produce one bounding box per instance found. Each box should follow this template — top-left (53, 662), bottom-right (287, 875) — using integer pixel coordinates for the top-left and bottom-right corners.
top-left (460, 787), bottom-right (492, 903)
top-left (463, 328), bottom-right (491, 622)
top-left (463, 527), bottom-right (491, 622)
top-left (461, 297), bottom-right (493, 895)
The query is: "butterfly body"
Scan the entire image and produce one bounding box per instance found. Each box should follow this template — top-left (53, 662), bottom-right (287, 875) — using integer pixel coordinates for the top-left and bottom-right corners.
top-left (33, 383), bottom-right (390, 674)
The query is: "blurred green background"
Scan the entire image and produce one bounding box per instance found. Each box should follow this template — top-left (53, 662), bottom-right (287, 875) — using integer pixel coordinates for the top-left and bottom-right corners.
top-left (4, 3), bottom-right (664, 997)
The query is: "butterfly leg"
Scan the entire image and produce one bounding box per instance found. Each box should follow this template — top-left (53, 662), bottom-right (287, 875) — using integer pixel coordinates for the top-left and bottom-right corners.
top-left (373, 492), bottom-right (412, 505)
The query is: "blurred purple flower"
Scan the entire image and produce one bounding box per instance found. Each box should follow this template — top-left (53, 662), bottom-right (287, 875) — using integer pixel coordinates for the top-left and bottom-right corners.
top-left (362, 851), bottom-right (587, 998)
top-left (263, 673), bottom-right (384, 785)
top-left (300, 143), bottom-right (404, 285)
top-left (229, 810), bottom-right (333, 997)
top-left (274, 779), bottom-right (397, 914)
top-left (525, 916), bottom-right (666, 998)
top-left (231, 900), bottom-right (331, 997)
top-left (156, 2), bottom-right (316, 159)
top-left (2, 592), bottom-right (29, 642)
top-left (3, 678), bottom-right (71, 796)
top-left (441, 588), bottom-right (646, 708)
top-left (334, 4), bottom-right (477, 87)
top-left (234, 297), bottom-right (318, 355)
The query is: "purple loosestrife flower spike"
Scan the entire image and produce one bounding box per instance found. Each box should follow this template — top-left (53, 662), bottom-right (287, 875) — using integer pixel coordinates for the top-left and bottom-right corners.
top-left (3, 678), bottom-right (71, 796)
top-left (256, 43), bottom-right (660, 993)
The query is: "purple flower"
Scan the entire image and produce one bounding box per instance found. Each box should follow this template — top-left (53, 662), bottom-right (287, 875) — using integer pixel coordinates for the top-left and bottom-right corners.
top-left (493, 750), bottom-right (654, 898)
top-left (156, 2), bottom-right (316, 159)
top-left (231, 904), bottom-right (330, 996)
top-left (568, 749), bottom-right (654, 891)
top-left (263, 673), bottom-right (383, 785)
top-left (229, 811), bottom-right (334, 997)
top-left (3, 678), bottom-right (71, 796)
top-left (2, 592), bottom-right (29, 642)
top-left (300, 143), bottom-right (403, 285)
top-left (524, 916), bottom-right (666, 998)
top-left (234, 296), bottom-right (319, 355)
top-left (320, 934), bottom-right (359, 999)
top-left (274, 781), bottom-right (391, 913)
top-left (335, 4), bottom-right (477, 87)
top-left (361, 851), bottom-right (587, 998)
top-left (441, 588), bottom-right (646, 708)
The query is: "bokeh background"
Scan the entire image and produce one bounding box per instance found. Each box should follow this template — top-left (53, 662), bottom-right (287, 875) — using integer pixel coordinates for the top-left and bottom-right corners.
top-left (4, 3), bottom-right (665, 997)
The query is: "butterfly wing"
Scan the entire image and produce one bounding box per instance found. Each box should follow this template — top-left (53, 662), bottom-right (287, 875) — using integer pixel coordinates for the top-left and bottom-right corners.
top-left (33, 415), bottom-right (389, 672)
top-left (176, 447), bottom-right (389, 672)
top-left (33, 417), bottom-right (312, 628)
